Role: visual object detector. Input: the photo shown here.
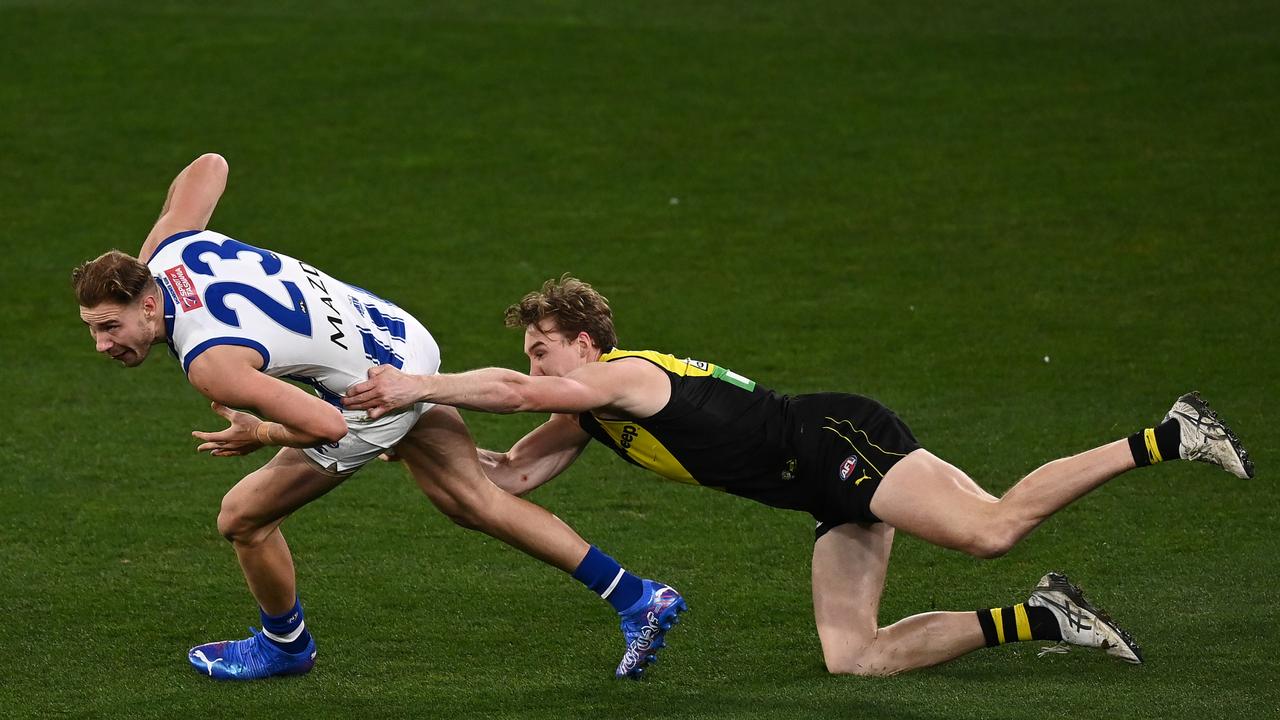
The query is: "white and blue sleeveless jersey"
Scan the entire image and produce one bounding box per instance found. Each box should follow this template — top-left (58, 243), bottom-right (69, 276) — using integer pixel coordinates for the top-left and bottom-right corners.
top-left (146, 230), bottom-right (439, 407)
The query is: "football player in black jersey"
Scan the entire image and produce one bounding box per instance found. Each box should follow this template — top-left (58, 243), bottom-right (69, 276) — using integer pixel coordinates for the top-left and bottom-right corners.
top-left (346, 275), bottom-right (1253, 676)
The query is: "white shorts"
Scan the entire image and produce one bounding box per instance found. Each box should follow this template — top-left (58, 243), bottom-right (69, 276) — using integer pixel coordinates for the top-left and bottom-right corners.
top-left (301, 401), bottom-right (432, 475)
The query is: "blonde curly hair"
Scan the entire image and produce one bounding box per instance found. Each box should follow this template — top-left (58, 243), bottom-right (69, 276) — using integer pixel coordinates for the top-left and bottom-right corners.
top-left (504, 274), bottom-right (618, 350)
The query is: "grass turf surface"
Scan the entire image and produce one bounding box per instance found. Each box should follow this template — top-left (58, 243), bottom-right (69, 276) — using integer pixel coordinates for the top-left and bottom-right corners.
top-left (2, 1), bottom-right (1278, 718)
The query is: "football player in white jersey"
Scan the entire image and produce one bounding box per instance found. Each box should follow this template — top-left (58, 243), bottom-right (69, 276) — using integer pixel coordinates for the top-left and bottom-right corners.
top-left (72, 154), bottom-right (686, 681)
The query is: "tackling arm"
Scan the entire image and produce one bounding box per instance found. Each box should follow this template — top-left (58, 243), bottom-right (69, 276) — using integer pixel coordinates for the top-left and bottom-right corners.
top-left (139, 153), bottom-right (229, 262)
top-left (345, 361), bottom-right (665, 419)
top-left (479, 413), bottom-right (592, 496)
top-left (187, 346), bottom-right (348, 455)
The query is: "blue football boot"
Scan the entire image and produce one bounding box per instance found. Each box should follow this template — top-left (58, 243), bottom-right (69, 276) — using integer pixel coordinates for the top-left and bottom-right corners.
top-left (615, 581), bottom-right (687, 679)
top-left (187, 628), bottom-right (316, 680)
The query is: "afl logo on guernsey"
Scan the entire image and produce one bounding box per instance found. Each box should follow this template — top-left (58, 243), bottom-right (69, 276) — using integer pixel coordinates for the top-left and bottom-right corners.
top-left (163, 265), bottom-right (203, 312)
top-left (838, 455), bottom-right (859, 481)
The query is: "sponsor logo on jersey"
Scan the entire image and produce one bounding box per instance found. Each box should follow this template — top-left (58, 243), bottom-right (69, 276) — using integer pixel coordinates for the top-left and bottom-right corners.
top-left (620, 424), bottom-right (639, 449)
top-left (838, 454), bottom-right (859, 480)
top-left (163, 265), bottom-right (203, 311)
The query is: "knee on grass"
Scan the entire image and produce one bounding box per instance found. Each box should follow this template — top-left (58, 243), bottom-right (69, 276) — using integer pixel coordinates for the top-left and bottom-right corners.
top-left (954, 514), bottom-right (1025, 559)
top-left (962, 531), bottom-right (1018, 560)
top-left (823, 646), bottom-right (902, 677)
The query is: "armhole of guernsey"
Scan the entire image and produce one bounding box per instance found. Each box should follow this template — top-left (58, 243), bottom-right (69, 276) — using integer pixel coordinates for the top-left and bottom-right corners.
top-left (181, 337), bottom-right (271, 375)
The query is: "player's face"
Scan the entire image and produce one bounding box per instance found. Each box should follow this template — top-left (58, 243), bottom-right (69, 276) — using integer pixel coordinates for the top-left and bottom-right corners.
top-left (80, 296), bottom-right (159, 368)
top-left (524, 321), bottom-right (593, 377)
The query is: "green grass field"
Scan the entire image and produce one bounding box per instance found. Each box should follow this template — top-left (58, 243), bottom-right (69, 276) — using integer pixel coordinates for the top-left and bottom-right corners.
top-left (2, 1), bottom-right (1278, 717)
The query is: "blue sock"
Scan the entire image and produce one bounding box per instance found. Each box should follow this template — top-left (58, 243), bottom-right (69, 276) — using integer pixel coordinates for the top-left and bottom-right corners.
top-left (572, 546), bottom-right (644, 613)
top-left (260, 598), bottom-right (312, 654)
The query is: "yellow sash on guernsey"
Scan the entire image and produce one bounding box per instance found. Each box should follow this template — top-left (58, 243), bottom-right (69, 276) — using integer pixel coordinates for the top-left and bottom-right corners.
top-left (588, 417), bottom-right (699, 485)
top-left (586, 349), bottom-right (756, 486)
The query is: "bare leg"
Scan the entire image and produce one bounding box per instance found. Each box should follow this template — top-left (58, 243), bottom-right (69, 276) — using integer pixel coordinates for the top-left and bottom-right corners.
top-left (232, 530), bottom-right (297, 615)
top-left (870, 442), bottom-right (1136, 558)
top-left (217, 448), bottom-right (349, 614)
top-left (813, 523), bottom-right (986, 675)
top-left (395, 405), bottom-right (589, 572)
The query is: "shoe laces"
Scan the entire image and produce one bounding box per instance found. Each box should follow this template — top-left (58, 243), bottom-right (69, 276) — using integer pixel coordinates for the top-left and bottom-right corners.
top-left (1037, 642), bottom-right (1070, 658)
top-left (234, 627), bottom-right (276, 676)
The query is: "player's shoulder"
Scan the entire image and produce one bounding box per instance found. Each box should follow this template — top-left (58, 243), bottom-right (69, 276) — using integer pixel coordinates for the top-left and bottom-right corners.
top-left (144, 229), bottom-right (233, 266)
top-left (600, 348), bottom-right (716, 378)
top-left (149, 230), bottom-right (296, 288)
top-left (596, 349), bottom-right (666, 373)
top-left (572, 353), bottom-right (670, 398)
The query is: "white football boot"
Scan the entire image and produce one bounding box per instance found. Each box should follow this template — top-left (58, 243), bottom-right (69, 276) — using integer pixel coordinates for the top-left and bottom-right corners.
top-left (1026, 572), bottom-right (1143, 664)
top-left (1164, 391), bottom-right (1255, 478)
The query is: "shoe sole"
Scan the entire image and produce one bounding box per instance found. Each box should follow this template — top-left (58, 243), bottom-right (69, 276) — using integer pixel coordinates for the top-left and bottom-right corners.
top-left (187, 644), bottom-right (316, 680)
top-left (207, 658), bottom-right (315, 681)
top-left (617, 597), bottom-right (688, 680)
top-left (1173, 391), bottom-right (1255, 479)
top-left (1039, 572), bottom-right (1143, 664)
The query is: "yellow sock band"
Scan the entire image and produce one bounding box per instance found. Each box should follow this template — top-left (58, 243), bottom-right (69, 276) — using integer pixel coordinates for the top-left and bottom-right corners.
top-left (1014, 603), bottom-right (1032, 642)
top-left (1144, 427), bottom-right (1162, 464)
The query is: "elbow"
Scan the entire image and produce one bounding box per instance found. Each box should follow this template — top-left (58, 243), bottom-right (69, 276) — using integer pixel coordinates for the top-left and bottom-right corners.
top-left (195, 153), bottom-right (228, 172)
top-left (316, 412), bottom-right (349, 444)
top-left (498, 378), bottom-right (535, 414)
top-left (191, 153), bottom-right (229, 184)
top-left (504, 373), bottom-right (563, 414)
top-left (503, 394), bottom-right (532, 415)
top-left (488, 455), bottom-right (537, 497)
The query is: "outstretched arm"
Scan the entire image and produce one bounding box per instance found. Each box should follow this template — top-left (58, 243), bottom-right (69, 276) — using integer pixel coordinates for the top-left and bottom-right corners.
top-left (187, 345), bottom-right (348, 455)
top-left (344, 360), bottom-right (667, 420)
top-left (478, 413), bottom-right (592, 496)
top-left (139, 153), bottom-right (229, 262)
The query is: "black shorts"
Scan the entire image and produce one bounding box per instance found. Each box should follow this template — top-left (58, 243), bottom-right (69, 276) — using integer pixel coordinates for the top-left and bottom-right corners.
top-left (784, 393), bottom-right (920, 540)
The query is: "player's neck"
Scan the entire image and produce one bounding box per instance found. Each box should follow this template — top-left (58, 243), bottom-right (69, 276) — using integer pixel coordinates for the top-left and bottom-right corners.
top-left (148, 282), bottom-right (169, 344)
top-left (151, 312), bottom-right (168, 344)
